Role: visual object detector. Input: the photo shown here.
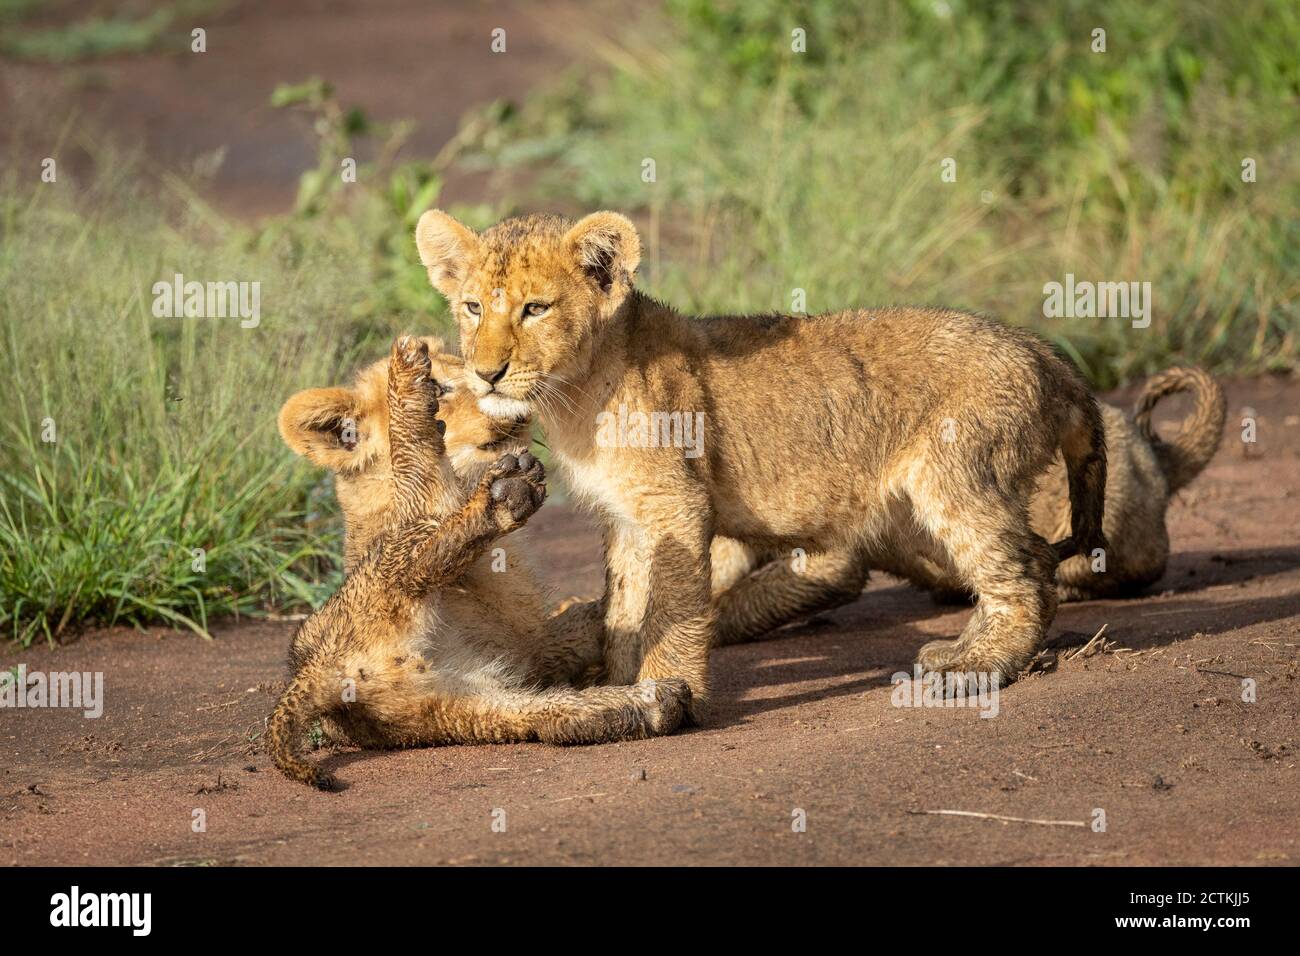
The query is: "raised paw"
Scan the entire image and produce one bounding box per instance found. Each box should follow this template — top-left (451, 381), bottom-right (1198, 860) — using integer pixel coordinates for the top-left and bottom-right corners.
top-left (389, 335), bottom-right (433, 395)
top-left (635, 677), bottom-right (692, 736)
top-left (388, 335), bottom-right (444, 441)
top-left (483, 450), bottom-right (546, 531)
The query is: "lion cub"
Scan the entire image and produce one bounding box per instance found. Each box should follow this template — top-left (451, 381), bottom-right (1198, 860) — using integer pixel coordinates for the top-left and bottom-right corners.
top-left (414, 210), bottom-right (1109, 702)
top-left (268, 336), bottom-right (689, 790)
top-left (952, 366), bottom-right (1226, 602)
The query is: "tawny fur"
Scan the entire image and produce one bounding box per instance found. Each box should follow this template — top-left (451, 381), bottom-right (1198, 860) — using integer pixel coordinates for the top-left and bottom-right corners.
top-left (952, 366), bottom-right (1225, 602)
top-left (268, 337), bottom-right (689, 790)
top-left (296, 351), bottom-right (1223, 683)
top-left (414, 209), bottom-right (1110, 702)
top-left (707, 367), bottom-right (1227, 624)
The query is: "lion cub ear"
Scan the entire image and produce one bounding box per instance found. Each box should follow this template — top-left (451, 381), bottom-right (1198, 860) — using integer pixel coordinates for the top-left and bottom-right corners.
top-left (564, 212), bottom-right (641, 297)
top-left (278, 387), bottom-right (362, 471)
top-left (415, 210), bottom-right (481, 300)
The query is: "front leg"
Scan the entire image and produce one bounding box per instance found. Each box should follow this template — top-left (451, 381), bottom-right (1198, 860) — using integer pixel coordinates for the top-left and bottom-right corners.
top-left (604, 508), bottom-right (715, 714)
top-left (387, 334), bottom-right (460, 522)
top-left (602, 521), bottom-right (653, 686)
top-left (378, 451), bottom-right (546, 596)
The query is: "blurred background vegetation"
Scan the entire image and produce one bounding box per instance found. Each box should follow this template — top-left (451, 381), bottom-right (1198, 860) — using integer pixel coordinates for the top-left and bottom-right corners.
top-left (500, 0), bottom-right (1298, 382)
top-left (1, 0), bottom-right (1296, 643)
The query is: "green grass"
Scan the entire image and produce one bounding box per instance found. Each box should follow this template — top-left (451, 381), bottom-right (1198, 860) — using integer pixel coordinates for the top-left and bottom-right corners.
top-left (0, 130), bottom-right (480, 644)
top-left (0, 78), bottom-right (520, 644)
top-left (0, 1), bottom-right (222, 62)
top-left (485, 0), bottom-right (1299, 387)
top-left (0, 163), bottom-right (326, 643)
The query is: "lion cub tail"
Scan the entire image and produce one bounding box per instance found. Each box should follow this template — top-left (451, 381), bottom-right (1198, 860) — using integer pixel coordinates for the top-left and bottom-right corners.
top-left (268, 664), bottom-right (338, 791)
top-left (1055, 393), bottom-right (1109, 562)
top-left (1132, 366), bottom-right (1226, 494)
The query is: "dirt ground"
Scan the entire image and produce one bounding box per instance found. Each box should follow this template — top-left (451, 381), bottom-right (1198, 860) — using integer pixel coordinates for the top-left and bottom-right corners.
top-left (2, 377), bottom-right (1297, 866)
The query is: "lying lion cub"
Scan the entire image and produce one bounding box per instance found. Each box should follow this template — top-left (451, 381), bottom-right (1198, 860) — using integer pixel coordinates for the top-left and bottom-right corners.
top-left (268, 336), bottom-right (689, 790)
top-left (414, 210), bottom-right (1110, 704)
top-left (938, 365), bottom-right (1226, 602)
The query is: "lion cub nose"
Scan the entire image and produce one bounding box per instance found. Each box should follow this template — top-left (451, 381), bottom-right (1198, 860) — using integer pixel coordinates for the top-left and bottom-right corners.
top-left (475, 361), bottom-right (510, 386)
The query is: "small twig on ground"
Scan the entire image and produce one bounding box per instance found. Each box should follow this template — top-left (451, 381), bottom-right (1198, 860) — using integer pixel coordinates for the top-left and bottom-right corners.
top-left (1064, 624), bottom-right (1110, 660)
top-left (1074, 624), bottom-right (1134, 660)
top-left (1195, 666), bottom-right (1249, 680)
top-left (195, 699), bottom-right (242, 712)
top-left (547, 792), bottom-right (608, 804)
top-left (188, 733), bottom-right (239, 762)
top-left (908, 809), bottom-right (1086, 827)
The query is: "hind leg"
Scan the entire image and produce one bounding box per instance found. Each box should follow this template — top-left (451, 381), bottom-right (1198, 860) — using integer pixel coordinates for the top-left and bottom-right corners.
top-left (712, 546), bottom-right (868, 646)
top-left (532, 597), bottom-right (606, 687)
top-left (913, 493), bottom-right (1058, 683)
top-left (375, 679), bottom-right (693, 746)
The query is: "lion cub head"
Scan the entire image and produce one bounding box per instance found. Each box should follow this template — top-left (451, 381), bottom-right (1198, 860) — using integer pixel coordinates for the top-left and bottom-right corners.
top-left (414, 210), bottom-right (641, 420)
top-left (278, 336), bottom-right (532, 566)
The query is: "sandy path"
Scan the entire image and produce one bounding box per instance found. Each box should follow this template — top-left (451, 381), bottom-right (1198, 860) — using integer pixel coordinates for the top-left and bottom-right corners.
top-left (2, 378), bottom-right (1297, 866)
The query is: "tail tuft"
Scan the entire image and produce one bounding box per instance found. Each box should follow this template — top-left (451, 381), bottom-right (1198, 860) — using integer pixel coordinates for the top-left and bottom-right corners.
top-left (1132, 366), bottom-right (1226, 493)
top-left (267, 667), bottom-right (338, 791)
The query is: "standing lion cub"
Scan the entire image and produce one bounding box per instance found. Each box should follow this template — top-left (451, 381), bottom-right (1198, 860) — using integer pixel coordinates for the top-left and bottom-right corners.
top-left (414, 209), bottom-right (1109, 707)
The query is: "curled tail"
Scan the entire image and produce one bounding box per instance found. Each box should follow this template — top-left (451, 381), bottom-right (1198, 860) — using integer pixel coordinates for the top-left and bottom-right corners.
top-left (267, 665), bottom-right (338, 791)
top-left (1054, 393), bottom-right (1109, 561)
top-left (1132, 366), bottom-right (1227, 493)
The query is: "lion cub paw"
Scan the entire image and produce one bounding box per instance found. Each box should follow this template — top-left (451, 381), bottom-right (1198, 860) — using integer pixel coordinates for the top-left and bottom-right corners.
top-left (389, 334), bottom-right (432, 393)
top-left (635, 677), bottom-right (692, 736)
top-left (388, 335), bottom-right (442, 432)
top-left (915, 639), bottom-right (1010, 689)
top-left (916, 637), bottom-right (963, 673)
top-left (482, 451), bottom-right (546, 532)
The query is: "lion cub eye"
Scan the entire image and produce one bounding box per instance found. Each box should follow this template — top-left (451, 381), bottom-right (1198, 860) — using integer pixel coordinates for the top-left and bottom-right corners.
top-left (523, 302), bottom-right (550, 318)
top-left (464, 301), bottom-right (482, 317)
